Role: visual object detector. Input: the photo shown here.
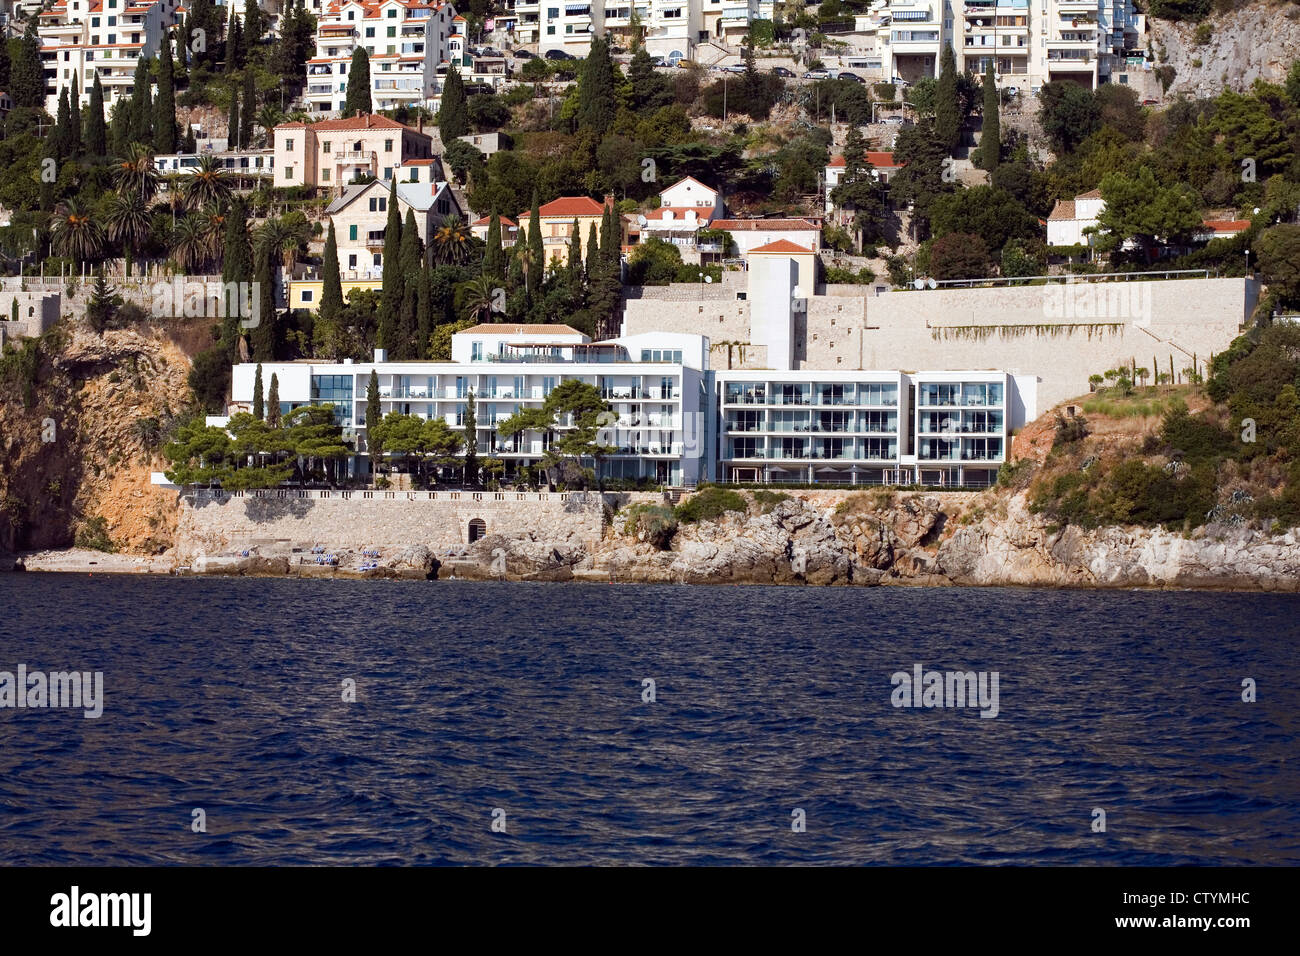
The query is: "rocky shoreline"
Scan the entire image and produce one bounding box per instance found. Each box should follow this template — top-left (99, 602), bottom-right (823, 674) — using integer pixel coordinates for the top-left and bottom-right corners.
top-left (9, 490), bottom-right (1300, 591)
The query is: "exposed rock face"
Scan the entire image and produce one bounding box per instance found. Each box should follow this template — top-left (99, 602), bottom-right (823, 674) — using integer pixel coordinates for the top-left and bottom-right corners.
top-left (427, 491), bottom-right (1300, 590)
top-left (1149, 7), bottom-right (1300, 100)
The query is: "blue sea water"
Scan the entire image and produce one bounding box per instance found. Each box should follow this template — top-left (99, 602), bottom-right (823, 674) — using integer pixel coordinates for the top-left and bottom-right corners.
top-left (0, 574), bottom-right (1296, 865)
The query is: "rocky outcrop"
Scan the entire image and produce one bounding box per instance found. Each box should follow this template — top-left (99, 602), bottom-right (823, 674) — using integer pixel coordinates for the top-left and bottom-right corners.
top-left (424, 490), bottom-right (1300, 590)
top-left (1146, 6), bottom-right (1300, 99)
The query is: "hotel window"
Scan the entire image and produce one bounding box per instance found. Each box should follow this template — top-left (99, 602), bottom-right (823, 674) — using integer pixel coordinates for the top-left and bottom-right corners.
top-left (108, 15), bottom-right (116, 24)
top-left (348, 254), bottom-right (357, 267)
top-left (543, 376), bottom-right (557, 397)
top-left (859, 410), bottom-right (896, 433)
top-left (349, 225), bottom-right (358, 240)
top-left (861, 437), bottom-right (896, 459)
top-left (728, 437), bottom-right (762, 459)
top-left (471, 342), bottom-right (484, 361)
top-left (374, 253), bottom-right (383, 267)
top-left (388, 26), bottom-right (396, 36)
top-left (726, 410), bottom-right (763, 432)
top-left (919, 383), bottom-right (961, 406)
top-left (284, 167), bottom-right (294, 180)
top-left (92, 16), bottom-right (100, 25)
top-left (322, 169), bottom-right (331, 182)
top-left (366, 26), bottom-right (375, 36)
top-left (311, 374), bottom-right (355, 424)
top-left (323, 141), bottom-right (331, 152)
top-left (963, 409), bottom-right (1002, 433)
top-left (285, 138), bottom-right (295, 150)
top-left (384, 138), bottom-right (393, 151)
top-left (775, 383), bottom-right (809, 406)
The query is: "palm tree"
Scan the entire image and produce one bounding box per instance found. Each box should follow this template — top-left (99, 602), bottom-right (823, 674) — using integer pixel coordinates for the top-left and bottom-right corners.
top-left (257, 216), bottom-right (311, 272)
top-left (195, 204), bottom-right (228, 266)
top-left (184, 156), bottom-right (233, 211)
top-left (170, 215), bottom-right (206, 272)
top-left (432, 214), bottom-right (471, 265)
top-left (461, 275), bottom-right (500, 322)
top-left (112, 143), bottom-right (160, 202)
top-left (515, 242), bottom-right (536, 294)
top-left (104, 193), bottom-right (152, 261)
top-left (50, 201), bottom-right (106, 262)
top-left (255, 104), bottom-right (285, 144)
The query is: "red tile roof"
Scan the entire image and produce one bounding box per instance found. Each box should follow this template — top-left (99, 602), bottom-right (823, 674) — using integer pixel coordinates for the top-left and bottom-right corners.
top-left (473, 215), bottom-right (517, 226)
top-left (828, 151), bottom-right (902, 168)
top-left (712, 219), bottom-right (821, 231)
top-left (460, 323), bottom-right (582, 334)
top-left (749, 239), bottom-right (816, 254)
top-left (1202, 219), bottom-right (1250, 234)
top-left (518, 196), bottom-right (608, 219)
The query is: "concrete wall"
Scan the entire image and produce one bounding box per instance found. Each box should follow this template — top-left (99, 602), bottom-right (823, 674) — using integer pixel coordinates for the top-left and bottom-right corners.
top-left (175, 489), bottom-right (611, 559)
top-left (0, 292), bottom-right (60, 347)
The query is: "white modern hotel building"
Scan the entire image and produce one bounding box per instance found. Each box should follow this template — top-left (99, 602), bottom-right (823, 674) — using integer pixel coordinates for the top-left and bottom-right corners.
top-left (228, 325), bottom-right (1020, 487)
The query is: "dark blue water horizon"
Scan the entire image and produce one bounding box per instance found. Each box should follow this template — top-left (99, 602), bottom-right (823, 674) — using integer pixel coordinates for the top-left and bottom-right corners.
top-left (1, 574), bottom-right (1296, 865)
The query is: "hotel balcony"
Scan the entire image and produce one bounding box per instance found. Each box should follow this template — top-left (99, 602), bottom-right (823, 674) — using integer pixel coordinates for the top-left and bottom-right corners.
top-left (307, 83), bottom-right (335, 95)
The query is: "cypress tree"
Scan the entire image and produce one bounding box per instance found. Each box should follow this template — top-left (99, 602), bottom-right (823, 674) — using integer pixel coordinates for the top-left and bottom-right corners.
top-left (11, 19), bottom-right (43, 109)
top-left (228, 84), bottom-right (241, 149)
top-left (438, 66), bottom-right (468, 143)
top-left (128, 57), bottom-right (153, 147)
top-left (267, 373), bottom-right (282, 428)
top-left (320, 222), bottom-right (343, 325)
top-left (244, 0), bottom-right (265, 46)
top-left (377, 181), bottom-right (403, 351)
top-left (416, 268), bottom-right (432, 359)
top-left (184, 126), bottom-right (197, 153)
top-left (975, 60), bottom-right (1000, 172)
top-left (366, 369), bottom-right (383, 484)
top-left (251, 244), bottom-right (276, 361)
top-left (69, 75), bottom-right (82, 154)
top-left (240, 67), bottom-right (255, 149)
top-left (86, 74), bottom-right (107, 156)
top-left (253, 363), bottom-right (265, 420)
top-left (566, 218), bottom-right (582, 290)
top-left (576, 34), bottom-right (616, 135)
top-left (0, 23), bottom-right (10, 92)
top-left (483, 212), bottom-right (504, 279)
top-left (155, 37), bottom-right (177, 154)
top-left (935, 44), bottom-right (959, 153)
top-left (226, 10), bottom-right (240, 73)
top-left (585, 225), bottom-right (599, 283)
top-left (108, 98), bottom-right (131, 157)
top-left (344, 47), bottom-right (372, 117)
top-left (397, 208), bottom-right (421, 358)
top-left (221, 199), bottom-right (253, 351)
top-left (526, 192), bottom-right (543, 297)
top-left (53, 88), bottom-right (72, 160)
top-left (463, 390), bottom-right (478, 485)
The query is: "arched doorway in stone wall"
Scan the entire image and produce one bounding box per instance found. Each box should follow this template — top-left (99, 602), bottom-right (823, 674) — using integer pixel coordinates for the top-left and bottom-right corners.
top-left (468, 518), bottom-right (487, 543)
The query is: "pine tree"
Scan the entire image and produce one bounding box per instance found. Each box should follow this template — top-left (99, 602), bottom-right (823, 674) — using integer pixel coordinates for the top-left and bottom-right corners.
top-left (975, 60), bottom-right (1000, 172)
top-left (155, 37), bottom-right (177, 154)
top-left (253, 363), bottom-right (265, 420)
top-left (366, 369), bottom-right (383, 484)
top-left (184, 126), bottom-right (197, 152)
top-left (576, 34), bottom-right (616, 135)
top-left (267, 373), bottom-right (282, 428)
top-left (463, 390), bottom-right (479, 485)
top-left (377, 181), bottom-right (403, 351)
top-left (69, 75), bottom-right (82, 154)
top-left (221, 199), bottom-right (253, 351)
top-left (344, 48), bottom-right (372, 117)
top-left (86, 74), bottom-right (108, 155)
top-left (11, 19), bottom-right (43, 109)
top-left (240, 68), bottom-right (255, 149)
top-left (483, 212), bottom-right (504, 279)
top-left (526, 192), bottom-right (543, 298)
top-left (227, 84), bottom-right (241, 149)
top-left (935, 44), bottom-right (959, 154)
top-left (438, 66), bottom-right (469, 142)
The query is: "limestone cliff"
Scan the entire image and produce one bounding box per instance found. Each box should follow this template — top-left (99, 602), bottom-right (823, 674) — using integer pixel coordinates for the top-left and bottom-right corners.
top-left (0, 325), bottom-right (191, 557)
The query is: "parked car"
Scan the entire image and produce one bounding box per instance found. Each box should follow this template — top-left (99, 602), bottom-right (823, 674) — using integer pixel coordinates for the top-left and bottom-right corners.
top-left (837, 71), bottom-right (864, 83)
top-left (802, 68), bottom-right (830, 80)
top-left (770, 66), bottom-right (795, 77)
top-left (1141, 98), bottom-right (1159, 106)
top-left (726, 64), bottom-right (748, 74)
top-left (882, 115), bottom-right (905, 125)
top-left (513, 49), bottom-right (536, 59)
top-left (545, 49), bottom-right (575, 61)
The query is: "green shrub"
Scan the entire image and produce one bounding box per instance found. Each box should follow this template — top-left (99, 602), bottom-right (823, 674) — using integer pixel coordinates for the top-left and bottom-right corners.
top-left (75, 516), bottom-right (117, 553)
top-left (675, 487), bottom-right (748, 523)
top-left (623, 503), bottom-right (678, 549)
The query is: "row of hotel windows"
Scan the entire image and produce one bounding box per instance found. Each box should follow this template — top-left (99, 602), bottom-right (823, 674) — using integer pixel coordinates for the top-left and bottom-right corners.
top-left (726, 410), bottom-right (900, 433)
top-left (726, 437), bottom-right (1004, 461)
top-left (917, 382), bottom-right (1004, 406)
top-left (724, 382), bottom-right (900, 406)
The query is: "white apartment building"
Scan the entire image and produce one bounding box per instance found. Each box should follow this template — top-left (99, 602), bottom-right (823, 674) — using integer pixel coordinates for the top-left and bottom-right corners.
top-left (303, 0), bottom-right (459, 114)
top-left (881, 0), bottom-right (1142, 91)
top-left (505, 0), bottom-right (754, 59)
top-left (229, 325), bottom-right (710, 485)
top-left (154, 148), bottom-right (275, 178)
top-left (715, 369), bottom-right (1010, 486)
top-left (37, 0), bottom-right (180, 114)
